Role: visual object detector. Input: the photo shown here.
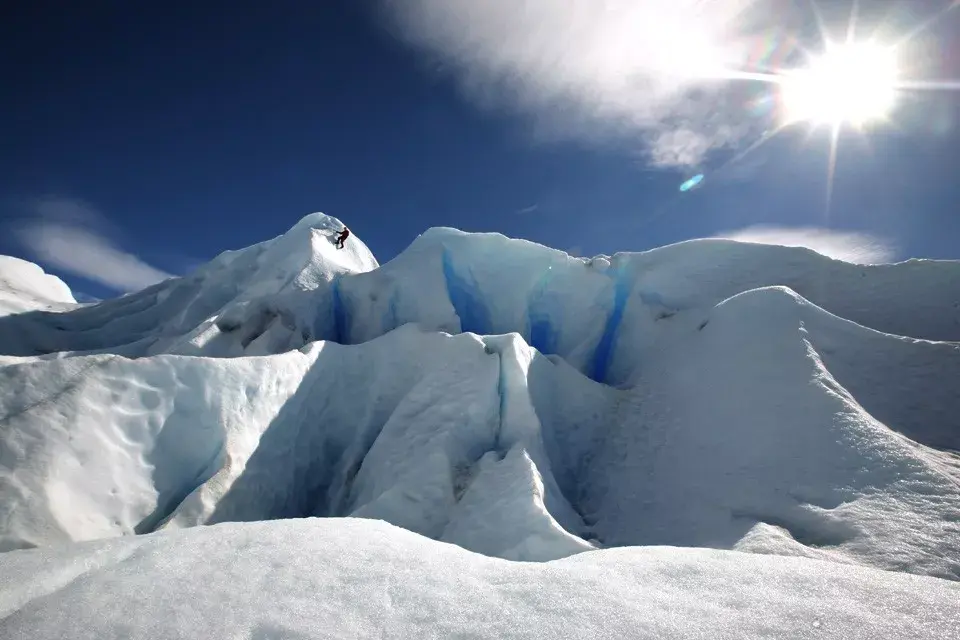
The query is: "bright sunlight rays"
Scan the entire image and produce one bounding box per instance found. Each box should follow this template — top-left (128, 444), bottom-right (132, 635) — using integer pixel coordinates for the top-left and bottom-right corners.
top-left (780, 42), bottom-right (899, 127)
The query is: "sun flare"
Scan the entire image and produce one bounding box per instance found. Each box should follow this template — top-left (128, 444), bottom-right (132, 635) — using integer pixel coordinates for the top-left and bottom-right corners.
top-left (780, 42), bottom-right (899, 127)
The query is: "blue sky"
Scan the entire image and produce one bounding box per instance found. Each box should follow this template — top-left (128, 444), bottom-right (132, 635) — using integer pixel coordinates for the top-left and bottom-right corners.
top-left (2, 0), bottom-right (958, 299)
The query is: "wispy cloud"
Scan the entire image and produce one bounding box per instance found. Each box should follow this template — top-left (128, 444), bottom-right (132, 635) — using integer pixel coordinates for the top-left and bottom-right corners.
top-left (13, 197), bottom-right (174, 293)
top-left (73, 291), bottom-right (102, 304)
top-left (379, 0), bottom-right (774, 167)
top-left (716, 225), bottom-right (897, 263)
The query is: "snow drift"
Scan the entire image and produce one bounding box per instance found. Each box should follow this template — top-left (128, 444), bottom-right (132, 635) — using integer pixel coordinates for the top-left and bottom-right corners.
top-left (0, 212), bottom-right (958, 635)
top-left (1, 518), bottom-right (957, 640)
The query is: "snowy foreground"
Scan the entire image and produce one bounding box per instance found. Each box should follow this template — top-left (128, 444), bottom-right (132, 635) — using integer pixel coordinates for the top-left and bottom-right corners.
top-left (2, 518), bottom-right (958, 639)
top-left (1, 213), bottom-right (959, 638)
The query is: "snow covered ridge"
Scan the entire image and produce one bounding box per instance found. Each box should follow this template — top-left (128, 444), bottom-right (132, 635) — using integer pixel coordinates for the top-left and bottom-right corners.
top-left (1, 518), bottom-right (958, 640)
top-left (0, 255), bottom-right (75, 316)
top-left (0, 213), bottom-right (380, 358)
top-left (2, 213), bottom-right (957, 363)
top-left (0, 213), bottom-right (959, 587)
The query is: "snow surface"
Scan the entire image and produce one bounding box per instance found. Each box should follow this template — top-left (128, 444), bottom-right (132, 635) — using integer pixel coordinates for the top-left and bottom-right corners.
top-left (1, 212), bottom-right (959, 636)
top-left (1, 518), bottom-right (958, 640)
top-left (0, 255), bottom-right (76, 316)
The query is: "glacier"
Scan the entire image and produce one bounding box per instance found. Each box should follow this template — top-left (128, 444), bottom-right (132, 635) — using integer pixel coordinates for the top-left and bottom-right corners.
top-left (0, 212), bottom-right (958, 638)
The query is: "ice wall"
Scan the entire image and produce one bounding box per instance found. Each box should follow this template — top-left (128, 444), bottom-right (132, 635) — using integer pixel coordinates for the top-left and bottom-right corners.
top-left (1, 214), bottom-right (959, 576)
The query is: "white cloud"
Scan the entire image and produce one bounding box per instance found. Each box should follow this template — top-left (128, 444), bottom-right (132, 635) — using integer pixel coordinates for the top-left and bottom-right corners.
top-left (14, 198), bottom-right (174, 293)
top-left (379, 0), bottom-right (769, 166)
top-left (716, 225), bottom-right (897, 263)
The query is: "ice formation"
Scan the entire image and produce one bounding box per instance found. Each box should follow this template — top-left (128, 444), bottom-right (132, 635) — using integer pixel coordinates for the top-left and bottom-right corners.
top-left (1, 213), bottom-right (958, 637)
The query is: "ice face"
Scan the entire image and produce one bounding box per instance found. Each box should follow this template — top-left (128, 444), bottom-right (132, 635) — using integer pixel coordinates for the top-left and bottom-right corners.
top-left (1, 213), bottom-right (959, 581)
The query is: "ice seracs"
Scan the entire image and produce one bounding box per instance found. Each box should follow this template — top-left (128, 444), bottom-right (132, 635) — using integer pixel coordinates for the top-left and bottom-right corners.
top-left (0, 212), bottom-right (958, 638)
top-left (0, 213), bottom-right (378, 359)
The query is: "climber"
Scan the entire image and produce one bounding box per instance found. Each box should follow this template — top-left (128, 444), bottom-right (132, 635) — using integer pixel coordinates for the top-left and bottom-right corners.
top-left (334, 227), bottom-right (350, 249)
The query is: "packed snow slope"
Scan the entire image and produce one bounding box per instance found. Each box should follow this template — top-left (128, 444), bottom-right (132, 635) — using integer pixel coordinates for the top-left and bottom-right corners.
top-left (1, 214), bottom-right (959, 586)
top-left (1, 518), bottom-right (958, 640)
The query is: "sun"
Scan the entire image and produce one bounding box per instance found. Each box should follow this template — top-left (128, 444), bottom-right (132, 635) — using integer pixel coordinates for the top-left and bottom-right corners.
top-left (780, 42), bottom-right (899, 127)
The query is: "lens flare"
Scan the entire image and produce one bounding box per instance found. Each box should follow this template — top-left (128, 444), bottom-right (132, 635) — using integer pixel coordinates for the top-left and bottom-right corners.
top-left (780, 42), bottom-right (899, 127)
top-left (679, 174), bottom-right (704, 191)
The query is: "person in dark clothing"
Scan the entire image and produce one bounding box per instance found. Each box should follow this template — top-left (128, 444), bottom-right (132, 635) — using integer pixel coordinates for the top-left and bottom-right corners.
top-left (335, 227), bottom-right (350, 249)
